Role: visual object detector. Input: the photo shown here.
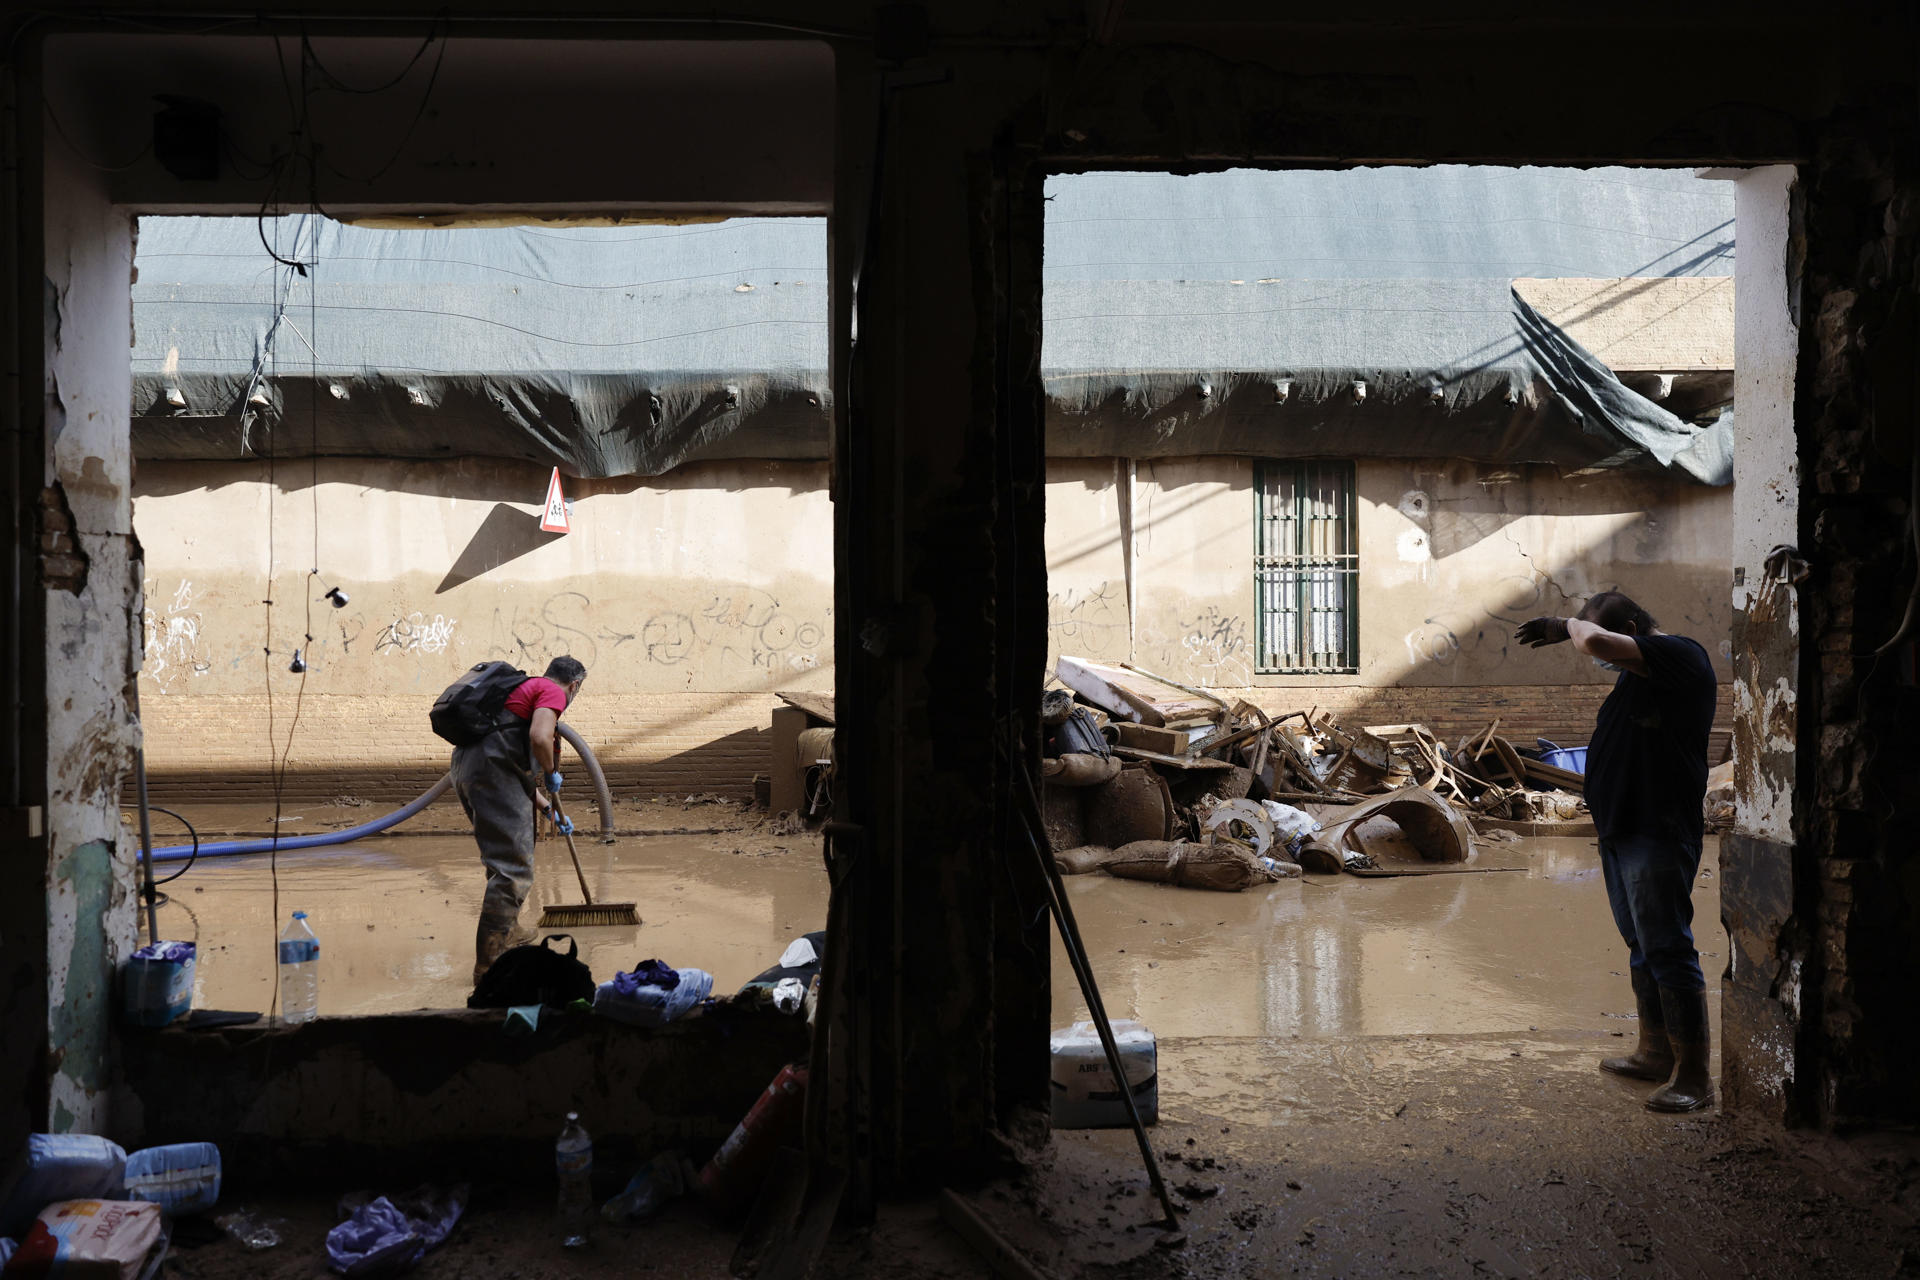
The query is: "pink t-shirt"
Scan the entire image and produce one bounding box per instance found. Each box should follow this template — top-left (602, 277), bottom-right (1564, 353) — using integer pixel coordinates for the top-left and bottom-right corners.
top-left (504, 676), bottom-right (568, 721)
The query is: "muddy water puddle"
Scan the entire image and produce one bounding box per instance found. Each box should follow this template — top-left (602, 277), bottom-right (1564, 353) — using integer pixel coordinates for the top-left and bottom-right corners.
top-left (1053, 836), bottom-right (1724, 1118)
top-left (147, 834), bottom-right (830, 1015)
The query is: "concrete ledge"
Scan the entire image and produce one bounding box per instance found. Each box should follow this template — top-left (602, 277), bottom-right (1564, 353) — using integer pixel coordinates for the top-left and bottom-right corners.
top-left (119, 1005), bottom-right (808, 1184)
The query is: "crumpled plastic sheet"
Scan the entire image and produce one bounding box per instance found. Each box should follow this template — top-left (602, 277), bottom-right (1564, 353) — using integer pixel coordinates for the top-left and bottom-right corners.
top-left (326, 1184), bottom-right (467, 1277)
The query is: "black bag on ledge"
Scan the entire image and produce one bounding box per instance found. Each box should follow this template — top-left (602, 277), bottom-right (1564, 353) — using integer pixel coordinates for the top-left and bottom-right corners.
top-left (468, 934), bottom-right (595, 1009)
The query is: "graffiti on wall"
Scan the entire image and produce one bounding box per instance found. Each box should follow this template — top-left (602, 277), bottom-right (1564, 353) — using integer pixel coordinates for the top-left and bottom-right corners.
top-left (374, 612), bottom-right (458, 657)
top-left (1047, 582), bottom-right (1127, 650)
top-left (1161, 606), bottom-right (1252, 686)
top-left (1401, 573), bottom-right (1544, 668)
top-left (479, 588), bottom-right (827, 675)
top-left (641, 589), bottom-right (827, 673)
top-left (143, 578), bottom-right (211, 689)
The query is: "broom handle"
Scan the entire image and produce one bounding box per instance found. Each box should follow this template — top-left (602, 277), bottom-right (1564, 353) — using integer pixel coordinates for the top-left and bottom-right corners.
top-left (548, 791), bottom-right (596, 905)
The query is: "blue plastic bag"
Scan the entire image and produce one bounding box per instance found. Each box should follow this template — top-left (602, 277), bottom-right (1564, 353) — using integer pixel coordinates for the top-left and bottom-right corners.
top-left (0, 1134), bottom-right (127, 1238)
top-left (325, 1184), bottom-right (466, 1277)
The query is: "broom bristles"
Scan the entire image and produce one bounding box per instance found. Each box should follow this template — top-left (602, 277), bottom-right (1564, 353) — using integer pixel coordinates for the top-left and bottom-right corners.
top-left (538, 903), bottom-right (641, 927)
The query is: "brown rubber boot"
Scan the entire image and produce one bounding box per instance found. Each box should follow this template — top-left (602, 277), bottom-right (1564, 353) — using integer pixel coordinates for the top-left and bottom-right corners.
top-left (1600, 967), bottom-right (1673, 1081)
top-left (473, 920), bottom-right (514, 986)
top-left (1646, 986), bottom-right (1715, 1113)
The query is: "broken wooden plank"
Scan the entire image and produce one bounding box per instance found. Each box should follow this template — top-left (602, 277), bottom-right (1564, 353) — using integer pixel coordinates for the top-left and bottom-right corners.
top-left (1109, 745), bottom-right (1234, 771)
top-left (1111, 722), bottom-right (1189, 755)
top-left (1056, 656), bottom-right (1218, 727)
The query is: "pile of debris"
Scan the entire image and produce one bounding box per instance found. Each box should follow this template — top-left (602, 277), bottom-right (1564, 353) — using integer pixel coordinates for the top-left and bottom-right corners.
top-left (1042, 656), bottom-right (1593, 889)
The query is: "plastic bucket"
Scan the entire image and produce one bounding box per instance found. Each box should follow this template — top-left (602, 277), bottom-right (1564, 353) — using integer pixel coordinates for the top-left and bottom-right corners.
top-left (1536, 739), bottom-right (1588, 774)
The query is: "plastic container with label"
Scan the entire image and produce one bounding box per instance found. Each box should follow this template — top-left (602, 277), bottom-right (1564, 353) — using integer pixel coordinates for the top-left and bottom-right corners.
top-left (1049, 1020), bottom-right (1158, 1129)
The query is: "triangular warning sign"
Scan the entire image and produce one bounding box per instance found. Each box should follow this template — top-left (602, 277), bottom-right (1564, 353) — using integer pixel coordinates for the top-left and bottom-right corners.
top-left (539, 467), bottom-right (571, 534)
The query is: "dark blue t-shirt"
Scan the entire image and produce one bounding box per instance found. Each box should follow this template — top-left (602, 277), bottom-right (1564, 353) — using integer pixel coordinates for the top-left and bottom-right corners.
top-left (1584, 633), bottom-right (1717, 845)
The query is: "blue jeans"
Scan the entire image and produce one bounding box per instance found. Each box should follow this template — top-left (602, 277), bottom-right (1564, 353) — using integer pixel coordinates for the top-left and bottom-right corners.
top-left (1599, 833), bottom-right (1705, 993)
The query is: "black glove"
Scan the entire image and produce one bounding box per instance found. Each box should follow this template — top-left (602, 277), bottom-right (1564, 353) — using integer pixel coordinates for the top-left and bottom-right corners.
top-left (1516, 616), bottom-right (1571, 647)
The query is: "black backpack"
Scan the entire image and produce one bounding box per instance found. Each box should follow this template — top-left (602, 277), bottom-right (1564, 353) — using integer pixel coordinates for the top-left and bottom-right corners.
top-left (430, 661), bottom-right (529, 746)
top-left (468, 934), bottom-right (596, 1009)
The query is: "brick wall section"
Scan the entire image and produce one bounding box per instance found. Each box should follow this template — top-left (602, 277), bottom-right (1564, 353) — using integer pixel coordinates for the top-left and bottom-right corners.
top-left (136, 681), bottom-right (1734, 803)
top-left (137, 692), bottom-right (782, 804)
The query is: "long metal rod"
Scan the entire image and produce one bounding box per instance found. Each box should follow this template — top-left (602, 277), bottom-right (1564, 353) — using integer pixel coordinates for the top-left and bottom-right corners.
top-left (134, 745), bottom-right (159, 945)
top-left (1016, 773), bottom-right (1182, 1236)
top-left (130, 677), bottom-right (161, 943)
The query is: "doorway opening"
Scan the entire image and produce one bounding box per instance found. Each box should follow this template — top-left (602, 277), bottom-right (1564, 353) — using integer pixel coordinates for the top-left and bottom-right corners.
top-left (127, 210), bottom-right (837, 1014)
top-left (1037, 164), bottom-right (1763, 1118)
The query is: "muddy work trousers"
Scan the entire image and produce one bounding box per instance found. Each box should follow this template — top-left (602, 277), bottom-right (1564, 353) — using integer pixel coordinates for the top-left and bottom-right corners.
top-left (1599, 833), bottom-right (1705, 993)
top-left (451, 727), bottom-right (537, 930)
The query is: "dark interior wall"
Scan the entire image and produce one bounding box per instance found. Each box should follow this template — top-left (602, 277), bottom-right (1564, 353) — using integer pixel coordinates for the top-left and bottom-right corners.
top-left (1793, 102), bottom-right (1920, 1126)
top-left (6, 0), bottom-right (1920, 1174)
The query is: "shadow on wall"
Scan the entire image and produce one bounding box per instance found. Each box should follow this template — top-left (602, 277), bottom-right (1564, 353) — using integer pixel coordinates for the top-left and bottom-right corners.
top-left (437, 503), bottom-right (563, 593)
top-left (130, 457), bottom-right (832, 504)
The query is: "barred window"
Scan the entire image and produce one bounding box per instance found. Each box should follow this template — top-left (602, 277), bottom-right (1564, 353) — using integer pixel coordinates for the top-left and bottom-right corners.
top-left (1255, 461), bottom-right (1359, 673)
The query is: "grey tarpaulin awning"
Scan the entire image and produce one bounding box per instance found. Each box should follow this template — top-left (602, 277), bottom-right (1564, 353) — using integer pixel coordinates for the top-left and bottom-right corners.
top-left (131, 167), bottom-right (1733, 482)
top-left (132, 214), bottom-right (832, 477)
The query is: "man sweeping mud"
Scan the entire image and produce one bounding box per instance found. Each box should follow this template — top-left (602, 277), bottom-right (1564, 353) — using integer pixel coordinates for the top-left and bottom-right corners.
top-left (1517, 592), bottom-right (1717, 1113)
top-left (432, 655), bottom-right (588, 983)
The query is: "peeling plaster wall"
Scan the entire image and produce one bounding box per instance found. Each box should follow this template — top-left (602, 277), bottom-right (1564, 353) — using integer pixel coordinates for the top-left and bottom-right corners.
top-left (1713, 166), bottom-right (1806, 1121)
top-left (41, 137), bottom-right (139, 1133)
top-left (1725, 168), bottom-right (1802, 844)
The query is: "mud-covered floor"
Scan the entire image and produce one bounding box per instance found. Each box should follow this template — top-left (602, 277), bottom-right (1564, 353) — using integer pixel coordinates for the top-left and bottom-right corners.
top-left (135, 817), bottom-right (1920, 1276)
top-left (135, 795), bottom-right (822, 1012)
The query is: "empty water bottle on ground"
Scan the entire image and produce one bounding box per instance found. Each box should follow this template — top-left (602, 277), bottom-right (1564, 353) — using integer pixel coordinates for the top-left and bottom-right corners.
top-left (556, 1112), bottom-right (592, 1248)
top-left (277, 911), bottom-right (319, 1024)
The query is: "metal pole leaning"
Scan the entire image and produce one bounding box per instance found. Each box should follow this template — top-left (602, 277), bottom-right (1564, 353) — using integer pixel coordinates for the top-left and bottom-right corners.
top-left (1015, 772), bottom-right (1184, 1240)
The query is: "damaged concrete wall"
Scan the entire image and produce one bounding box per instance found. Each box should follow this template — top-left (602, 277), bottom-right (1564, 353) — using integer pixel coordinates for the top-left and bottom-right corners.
top-left (130, 458), bottom-right (832, 799)
top-left (40, 131), bottom-right (139, 1133)
top-left (1794, 111), bottom-right (1920, 1127)
top-left (1045, 455), bottom-right (1734, 746)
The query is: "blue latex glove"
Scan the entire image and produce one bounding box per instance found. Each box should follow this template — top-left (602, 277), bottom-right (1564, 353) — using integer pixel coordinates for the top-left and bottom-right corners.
top-left (544, 770), bottom-right (563, 794)
top-left (552, 814), bottom-right (575, 837)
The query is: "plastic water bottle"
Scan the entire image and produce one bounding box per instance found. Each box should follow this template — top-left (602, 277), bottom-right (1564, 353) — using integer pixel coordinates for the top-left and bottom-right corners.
top-left (277, 911), bottom-right (319, 1024)
top-left (556, 1112), bottom-right (592, 1248)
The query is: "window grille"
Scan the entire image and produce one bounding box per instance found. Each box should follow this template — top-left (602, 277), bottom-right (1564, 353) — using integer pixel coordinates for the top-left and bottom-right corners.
top-left (1255, 461), bottom-right (1359, 673)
